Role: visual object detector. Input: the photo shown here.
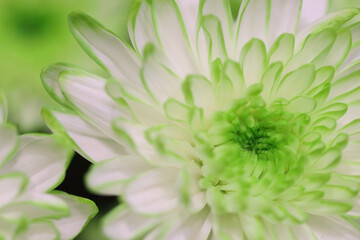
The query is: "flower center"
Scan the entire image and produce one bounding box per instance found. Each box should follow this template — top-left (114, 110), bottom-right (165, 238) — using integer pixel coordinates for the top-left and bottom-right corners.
top-left (207, 96), bottom-right (295, 163)
top-left (196, 94), bottom-right (311, 219)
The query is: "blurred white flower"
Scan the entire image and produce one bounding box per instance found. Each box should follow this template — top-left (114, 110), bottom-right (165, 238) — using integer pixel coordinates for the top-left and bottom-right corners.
top-left (43, 0), bottom-right (360, 239)
top-left (0, 93), bottom-right (97, 239)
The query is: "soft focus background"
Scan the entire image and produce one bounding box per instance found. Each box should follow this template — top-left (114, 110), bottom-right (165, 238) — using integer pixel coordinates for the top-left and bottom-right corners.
top-left (0, 0), bottom-right (133, 238)
top-left (0, 0), bottom-right (358, 239)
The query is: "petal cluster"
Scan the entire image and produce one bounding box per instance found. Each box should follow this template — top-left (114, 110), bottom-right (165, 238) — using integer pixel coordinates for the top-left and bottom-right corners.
top-left (0, 94), bottom-right (97, 239)
top-left (44, 0), bottom-right (360, 239)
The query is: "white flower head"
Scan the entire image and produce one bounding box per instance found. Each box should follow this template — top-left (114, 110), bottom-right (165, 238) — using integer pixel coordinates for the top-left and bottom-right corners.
top-left (0, 93), bottom-right (97, 239)
top-left (44, 0), bottom-right (360, 239)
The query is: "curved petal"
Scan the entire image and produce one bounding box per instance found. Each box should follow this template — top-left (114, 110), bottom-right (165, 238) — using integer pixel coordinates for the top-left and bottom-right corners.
top-left (59, 70), bottom-right (132, 133)
top-left (69, 12), bottom-right (150, 102)
top-left (43, 107), bottom-right (127, 163)
top-left (51, 192), bottom-right (98, 240)
top-left (7, 134), bottom-right (72, 192)
top-left (0, 124), bottom-right (18, 167)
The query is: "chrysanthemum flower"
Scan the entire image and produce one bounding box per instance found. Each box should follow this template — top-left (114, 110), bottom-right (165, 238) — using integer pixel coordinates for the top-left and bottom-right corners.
top-left (0, 94), bottom-right (97, 239)
top-left (43, 0), bottom-right (360, 239)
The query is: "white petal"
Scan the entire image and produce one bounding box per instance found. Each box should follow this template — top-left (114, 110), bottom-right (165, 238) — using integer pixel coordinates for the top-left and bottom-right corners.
top-left (41, 63), bottom-right (80, 107)
top-left (288, 29), bottom-right (336, 73)
top-left (315, 29), bottom-right (352, 69)
top-left (125, 168), bottom-right (180, 214)
top-left (142, 48), bottom-right (183, 104)
top-left (7, 135), bottom-right (71, 192)
top-left (17, 221), bottom-right (59, 240)
top-left (0, 173), bottom-right (27, 207)
top-left (59, 71), bottom-right (131, 133)
top-left (335, 160), bottom-right (360, 175)
top-left (202, 0), bottom-right (233, 55)
top-left (0, 217), bottom-right (17, 239)
top-left (86, 155), bottom-right (151, 195)
top-left (240, 215), bottom-right (265, 240)
top-left (276, 64), bottom-right (315, 99)
top-left (176, 0), bottom-right (200, 53)
top-left (267, 0), bottom-right (302, 44)
top-left (240, 39), bottom-right (267, 86)
top-left (129, 1), bottom-right (158, 54)
top-left (298, 0), bottom-right (328, 31)
top-left (183, 75), bottom-right (218, 118)
top-left (52, 192), bottom-right (98, 240)
top-left (113, 119), bottom-right (164, 166)
top-left (213, 214), bottom-right (243, 240)
top-left (43, 107), bottom-right (127, 163)
top-left (69, 13), bottom-right (150, 101)
top-left (0, 124), bottom-right (18, 167)
top-left (103, 206), bottom-right (161, 240)
top-left (0, 92), bottom-right (7, 124)
top-left (1, 193), bottom-right (68, 220)
top-left (165, 207), bottom-right (212, 240)
top-left (151, 0), bottom-right (199, 78)
top-left (307, 215), bottom-right (360, 240)
top-left (235, 0), bottom-right (267, 54)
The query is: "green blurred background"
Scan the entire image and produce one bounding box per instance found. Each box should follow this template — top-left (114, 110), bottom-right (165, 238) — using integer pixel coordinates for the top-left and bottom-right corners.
top-left (0, 0), bottom-right (133, 239)
top-left (0, 0), bottom-right (133, 133)
top-left (0, 0), bottom-right (358, 239)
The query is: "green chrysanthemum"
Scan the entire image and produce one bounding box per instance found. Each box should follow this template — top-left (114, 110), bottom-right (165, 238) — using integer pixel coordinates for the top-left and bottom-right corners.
top-left (0, 93), bottom-right (97, 239)
top-left (43, 0), bottom-right (360, 239)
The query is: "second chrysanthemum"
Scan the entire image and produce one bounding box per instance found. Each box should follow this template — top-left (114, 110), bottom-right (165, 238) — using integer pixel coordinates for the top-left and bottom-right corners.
top-left (43, 0), bottom-right (360, 239)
